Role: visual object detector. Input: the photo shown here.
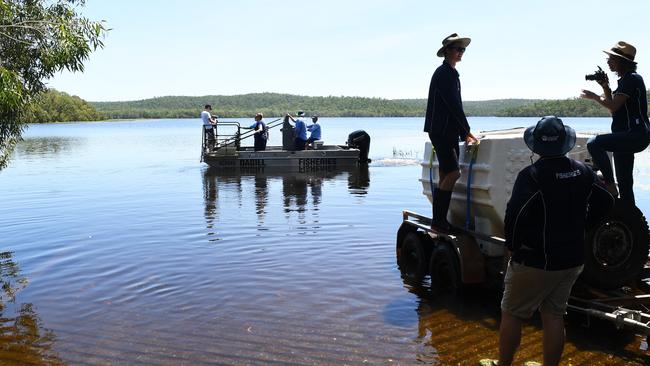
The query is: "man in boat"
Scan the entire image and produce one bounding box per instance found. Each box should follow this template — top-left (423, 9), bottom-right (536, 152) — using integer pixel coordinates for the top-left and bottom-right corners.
top-left (201, 104), bottom-right (218, 147)
top-left (483, 117), bottom-right (614, 366)
top-left (423, 33), bottom-right (477, 233)
top-left (247, 112), bottom-right (268, 151)
top-left (306, 115), bottom-right (321, 149)
top-left (287, 111), bottom-right (308, 151)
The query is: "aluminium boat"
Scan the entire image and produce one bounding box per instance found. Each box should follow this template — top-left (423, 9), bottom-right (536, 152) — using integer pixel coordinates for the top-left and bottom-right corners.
top-left (201, 116), bottom-right (370, 172)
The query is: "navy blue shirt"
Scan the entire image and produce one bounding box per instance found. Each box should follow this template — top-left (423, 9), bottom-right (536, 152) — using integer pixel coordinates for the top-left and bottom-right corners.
top-left (504, 157), bottom-right (614, 270)
top-left (423, 61), bottom-right (471, 142)
top-left (612, 72), bottom-right (650, 134)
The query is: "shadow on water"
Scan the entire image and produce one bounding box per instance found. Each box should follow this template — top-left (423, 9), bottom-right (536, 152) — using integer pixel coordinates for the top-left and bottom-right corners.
top-left (0, 252), bottom-right (66, 366)
top-left (386, 266), bottom-right (650, 365)
top-left (201, 165), bottom-right (370, 236)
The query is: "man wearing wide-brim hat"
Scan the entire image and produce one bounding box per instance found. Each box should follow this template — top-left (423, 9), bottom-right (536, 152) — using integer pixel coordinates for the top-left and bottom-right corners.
top-left (581, 41), bottom-right (650, 203)
top-left (481, 116), bottom-right (614, 366)
top-left (423, 33), bottom-right (477, 232)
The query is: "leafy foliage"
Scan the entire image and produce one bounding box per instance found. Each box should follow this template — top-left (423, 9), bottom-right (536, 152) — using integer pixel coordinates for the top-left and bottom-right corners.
top-left (0, 0), bottom-right (106, 169)
top-left (92, 93), bottom-right (542, 119)
top-left (22, 89), bottom-right (103, 123)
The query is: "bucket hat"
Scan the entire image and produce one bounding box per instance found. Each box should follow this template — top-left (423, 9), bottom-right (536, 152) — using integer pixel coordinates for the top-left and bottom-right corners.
top-left (524, 116), bottom-right (576, 156)
top-left (603, 41), bottom-right (637, 64)
top-left (437, 33), bottom-right (471, 57)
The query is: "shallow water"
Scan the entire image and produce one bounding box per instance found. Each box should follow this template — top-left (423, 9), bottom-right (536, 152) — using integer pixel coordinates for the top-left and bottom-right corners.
top-left (1, 117), bottom-right (649, 365)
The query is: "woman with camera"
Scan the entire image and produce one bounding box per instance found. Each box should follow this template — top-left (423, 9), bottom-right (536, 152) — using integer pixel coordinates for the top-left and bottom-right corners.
top-left (581, 41), bottom-right (650, 203)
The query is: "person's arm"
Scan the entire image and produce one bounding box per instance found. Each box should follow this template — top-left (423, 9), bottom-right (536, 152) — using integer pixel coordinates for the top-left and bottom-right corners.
top-left (286, 114), bottom-right (296, 123)
top-left (436, 70), bottom-right (473, 141)
top-left (581, 76), bottom-right (628, 113)
top-left (504, 171), bottom-right (539, 252)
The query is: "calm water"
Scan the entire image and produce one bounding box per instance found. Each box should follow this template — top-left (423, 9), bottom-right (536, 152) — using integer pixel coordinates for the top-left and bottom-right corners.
top-left (1, 117), bottom-right (649, 365)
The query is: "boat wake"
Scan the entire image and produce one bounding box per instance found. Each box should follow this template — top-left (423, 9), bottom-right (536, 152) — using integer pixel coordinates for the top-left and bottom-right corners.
top-left (370, 158), bottom-right (420, 167)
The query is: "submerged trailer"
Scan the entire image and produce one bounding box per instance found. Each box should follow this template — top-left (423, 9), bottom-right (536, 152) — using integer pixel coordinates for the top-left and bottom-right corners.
top-left (396, 128), bottom-right (650, 337)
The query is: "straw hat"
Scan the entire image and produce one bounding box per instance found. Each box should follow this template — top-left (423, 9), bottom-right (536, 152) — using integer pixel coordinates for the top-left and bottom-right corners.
top-left (436, 33), bottom-right (471, 57)
top-left (603, 41), bottom-right (637, 63)
top-left (524, 116), bottom-right (576, 156)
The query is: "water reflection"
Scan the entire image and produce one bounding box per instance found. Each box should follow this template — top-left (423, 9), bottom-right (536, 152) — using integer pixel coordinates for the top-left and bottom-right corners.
top-left (0, 252), bottom-right (66, 365)
top-left (15, 136), bottom-right (81, 158)
top-left (202, 166), bottom-right (370, 234)
top-left (393, 269), bottom-right (650, 364)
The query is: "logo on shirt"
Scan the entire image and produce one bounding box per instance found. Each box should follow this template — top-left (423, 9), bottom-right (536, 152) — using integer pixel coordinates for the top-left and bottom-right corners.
top-left (556, 170), bottom-right (582, 179)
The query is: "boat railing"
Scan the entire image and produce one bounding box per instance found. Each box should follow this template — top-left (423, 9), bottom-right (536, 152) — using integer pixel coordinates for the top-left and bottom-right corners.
top-left (203, 118), bottom-right (285, 156)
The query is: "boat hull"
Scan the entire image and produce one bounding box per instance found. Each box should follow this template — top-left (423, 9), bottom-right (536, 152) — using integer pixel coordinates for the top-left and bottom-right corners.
top-left (203, 145), bottom-right (361, 172)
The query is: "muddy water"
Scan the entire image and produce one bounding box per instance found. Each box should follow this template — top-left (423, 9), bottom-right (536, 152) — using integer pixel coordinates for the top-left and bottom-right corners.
top-left (1, 118), bottom-right (649, 365)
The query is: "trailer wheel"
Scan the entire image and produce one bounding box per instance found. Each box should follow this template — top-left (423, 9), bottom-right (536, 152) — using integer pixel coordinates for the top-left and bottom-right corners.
top-left (397, 231), bottom-right (430, 282)
top-left (430, 243), bottom-right (463, 296)
top-left (582, 200), bottom-right (650, 289)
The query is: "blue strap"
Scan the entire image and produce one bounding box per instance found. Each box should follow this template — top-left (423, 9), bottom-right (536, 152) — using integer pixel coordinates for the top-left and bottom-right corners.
top-left (429, 145), bottom-right (436, 200)
top-left (465, 142), bottom-right (480, 230)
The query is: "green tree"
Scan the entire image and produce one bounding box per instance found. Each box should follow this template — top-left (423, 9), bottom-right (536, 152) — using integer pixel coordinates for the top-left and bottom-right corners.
top-left (0, 0), bottom-right (107, 169)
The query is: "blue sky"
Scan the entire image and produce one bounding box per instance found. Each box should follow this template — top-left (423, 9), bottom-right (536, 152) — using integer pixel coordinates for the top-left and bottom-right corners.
top-left (49, 0), bottom-right (650, 102)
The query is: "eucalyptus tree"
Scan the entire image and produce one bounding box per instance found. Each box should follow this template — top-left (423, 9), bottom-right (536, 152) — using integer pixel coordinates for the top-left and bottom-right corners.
top-left (0, 0), bottom-right (106, 169)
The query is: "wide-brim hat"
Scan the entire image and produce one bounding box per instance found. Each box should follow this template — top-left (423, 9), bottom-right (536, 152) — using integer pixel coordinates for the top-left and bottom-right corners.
top-left (524, 116), bottom-right (576, 156)
top-left (603, 41), bottom-right (637, 64)
top-left (436, 33), bottom-right (471, 57)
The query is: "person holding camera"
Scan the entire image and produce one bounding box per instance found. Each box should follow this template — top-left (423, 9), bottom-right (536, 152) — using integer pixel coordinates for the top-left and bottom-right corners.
top-left (423, 33), bottom-right (478, 232)
top-left (581, 41), bottom-right (650, 202)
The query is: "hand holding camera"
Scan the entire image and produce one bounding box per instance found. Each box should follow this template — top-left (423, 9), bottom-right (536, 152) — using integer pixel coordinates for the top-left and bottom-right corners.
top-left (585, 66), bottom-right (609, 88)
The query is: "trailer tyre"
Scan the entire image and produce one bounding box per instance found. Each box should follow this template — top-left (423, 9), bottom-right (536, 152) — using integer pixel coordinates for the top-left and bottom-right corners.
top-left (430, 243), bottom-right (463, 296)
top-left (582, 200), bottom-right (650, 289)
top-left (397, 232), bottom-right (430, 282)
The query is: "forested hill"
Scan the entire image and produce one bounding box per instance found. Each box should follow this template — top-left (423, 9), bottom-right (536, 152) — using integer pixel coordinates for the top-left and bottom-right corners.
top-left (90, 93), bottom-right (543, 119)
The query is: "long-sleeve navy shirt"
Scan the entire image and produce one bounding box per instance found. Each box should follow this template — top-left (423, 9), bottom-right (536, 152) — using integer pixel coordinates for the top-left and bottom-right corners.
top-left (504, 156), bottom-right (614, 270)
top-left (423, 61), bottom-right (471, 142)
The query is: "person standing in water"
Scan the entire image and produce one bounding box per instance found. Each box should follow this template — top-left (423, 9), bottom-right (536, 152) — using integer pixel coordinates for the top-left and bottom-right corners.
top-left (581, 41), bottom-right (650, 203)
top-left (423, 33), bottom-right (477, 232)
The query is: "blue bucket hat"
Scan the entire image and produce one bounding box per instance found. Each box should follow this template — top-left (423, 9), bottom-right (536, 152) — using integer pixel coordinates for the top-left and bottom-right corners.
top-left (524, 116), bottom-right (576, 156)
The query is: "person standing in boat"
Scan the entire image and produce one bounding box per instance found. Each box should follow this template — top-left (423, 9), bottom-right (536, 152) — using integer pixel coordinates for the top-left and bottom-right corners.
top-left (306, 115), bottom-right (321, 149)
top-left (423, 33), bottom-right (477, 232)
top-left (482, 117), bottom-right (614, 366)
top-left (287, 111), bottom-right (308, 151)
top-left (581, 41), bottom-right (650, 203)
top-left (248, 113), bottom-right (268, 151)
top-left (201, 104), bottom-right (218, 146)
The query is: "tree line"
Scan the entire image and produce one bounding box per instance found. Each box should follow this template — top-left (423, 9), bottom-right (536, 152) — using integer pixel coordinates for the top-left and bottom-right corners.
top-left (22, 90), bottom-right (650, 123)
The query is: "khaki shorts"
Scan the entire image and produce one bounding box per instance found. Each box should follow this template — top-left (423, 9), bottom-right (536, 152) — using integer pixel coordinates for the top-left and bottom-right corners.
top-left (501, 261), bottom-right (583, 319)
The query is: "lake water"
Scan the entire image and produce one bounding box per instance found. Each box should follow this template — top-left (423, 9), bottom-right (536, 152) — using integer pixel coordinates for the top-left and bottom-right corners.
top-left (1, 117), bottom-right (649, 365)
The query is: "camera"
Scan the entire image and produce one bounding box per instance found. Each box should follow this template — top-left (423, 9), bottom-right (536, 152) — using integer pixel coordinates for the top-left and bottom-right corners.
top-left (585, 66), bottom-right (607, 82)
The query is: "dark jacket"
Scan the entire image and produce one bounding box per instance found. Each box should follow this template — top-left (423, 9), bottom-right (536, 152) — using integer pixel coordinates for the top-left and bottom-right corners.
top-left (504, 156), bottom-right (614, 270)
top-left (423, 60), bottom-right (471, 142)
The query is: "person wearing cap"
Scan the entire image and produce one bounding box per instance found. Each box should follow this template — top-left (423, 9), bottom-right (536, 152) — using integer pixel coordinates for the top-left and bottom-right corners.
top-left (201, 104), bottom-right (218, 147)
top-left (247, 112), bottom-right (268, 151)
top-left (423, 33), bottom-right (478, 232)
top-left (286, 111), bottom-right (308, 151)
top-left (306, 115), bottom-right (321, 149)
top-left (481, 117), bottom-right (614, 366)
top-left (581, 41), bottom-right (650, 203)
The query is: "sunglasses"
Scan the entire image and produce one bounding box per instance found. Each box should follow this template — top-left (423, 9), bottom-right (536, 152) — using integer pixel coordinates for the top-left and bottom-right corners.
top-left (449, 46), bottom-right (466, 53)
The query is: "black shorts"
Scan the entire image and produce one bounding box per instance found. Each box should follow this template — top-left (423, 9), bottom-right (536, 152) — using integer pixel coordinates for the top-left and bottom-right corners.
top-left (294, 138), bottom-right (307, 151)
top-left (429, 133), bottom-right (459, 173)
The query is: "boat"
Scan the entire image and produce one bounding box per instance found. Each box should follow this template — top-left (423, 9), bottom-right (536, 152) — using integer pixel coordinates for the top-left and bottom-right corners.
top-left (201, 116), bottom-right (371, 172)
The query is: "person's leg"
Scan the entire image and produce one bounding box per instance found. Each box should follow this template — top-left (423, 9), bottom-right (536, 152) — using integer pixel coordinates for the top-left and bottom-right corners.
top-left (587, 135), bottom-right (615, 186)
top-left (540, 312), bottom-right (565, 366)
top-left (498, 310), bottom-right (522, 366)
top-left (614, 152), bottom-right (635, 203)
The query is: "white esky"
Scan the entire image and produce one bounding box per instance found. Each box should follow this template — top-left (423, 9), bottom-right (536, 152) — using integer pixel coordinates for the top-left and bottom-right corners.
top-left (49, 0), bottom-right (650, 102)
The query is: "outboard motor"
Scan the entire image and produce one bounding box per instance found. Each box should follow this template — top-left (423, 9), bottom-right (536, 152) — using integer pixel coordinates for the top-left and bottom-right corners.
top-left (282, 115), bottom-right (295, 151)
top-left (347, 130), bottom-right (371, 164)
